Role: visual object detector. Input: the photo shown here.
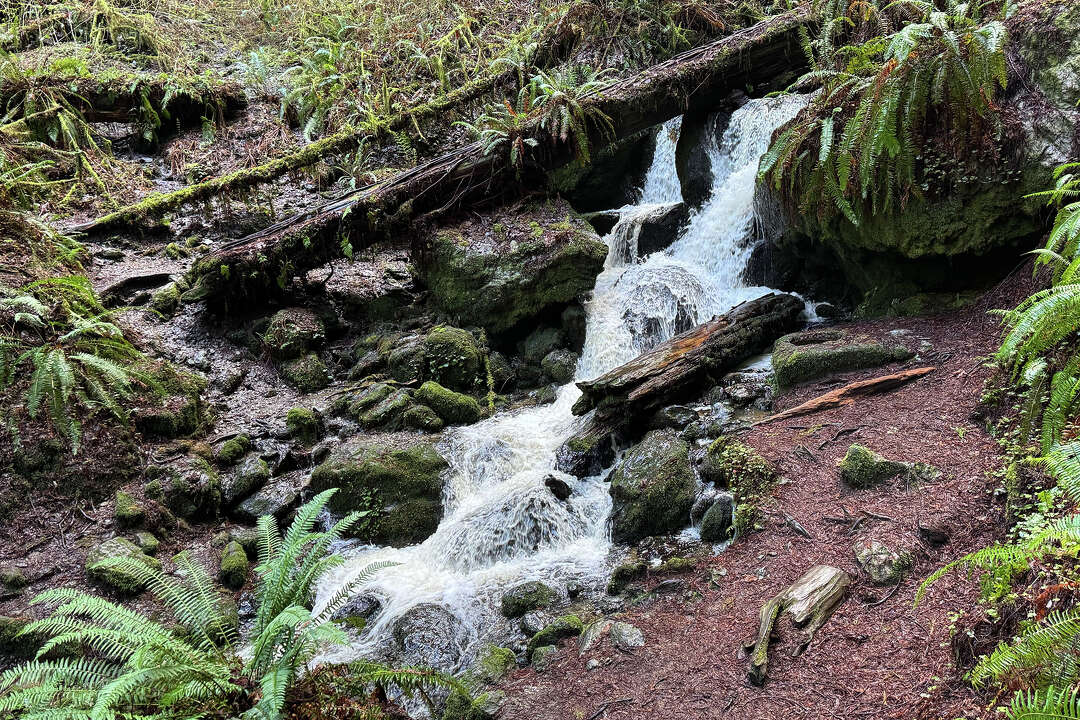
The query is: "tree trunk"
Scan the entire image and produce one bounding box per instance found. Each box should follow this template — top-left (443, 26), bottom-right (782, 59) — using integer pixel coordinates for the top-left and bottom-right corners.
top-left (572, 293), bottom-right (805, 423)
top-left (185, 8), bottom-right (813, 309)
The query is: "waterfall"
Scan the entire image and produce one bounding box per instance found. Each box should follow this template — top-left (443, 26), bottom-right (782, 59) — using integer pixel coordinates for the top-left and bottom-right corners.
top-left (312, 94), bottom-right (810, 673)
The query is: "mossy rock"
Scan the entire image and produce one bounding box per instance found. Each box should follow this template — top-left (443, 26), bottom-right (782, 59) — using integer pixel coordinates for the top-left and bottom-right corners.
top-left (145, 456), bottom-right (221, 519)
top-left (219, 540), bottom-right (249, 590)
top-left (280, 353), bottom-right (330, 392)
top-left (0, 566), bottom-right (28, 591)
top-left (608, 430), bottom-right (696, 543)
top-left (222, 456), bottom-right (270, 507)
top-left (526, 615), bottom-right (583, 659)
top-left (215, 434), bottom-right (251, 466)
top-left (285, 407), bottom-right (319, 444)
top-left (442, 689), bottom-right (504, 720)
top-left (419, 199), bottom-right (608, 335)
top-left (416, 381), bottom-right (482, 426)
top-left (607, 558), bottom-right (646, 594)
top-left (500, 580), bottom-right (557, 618)
top-left (403, 404), bottom-right (444, 432)
top-left (342, 382), bottom-right (394, 418)
top-left (699, 495), bottom-right (734, 542)
top-left (114, 490), bottom-right (144, 528)
top-left (531, 644), bottom-right (559, 671)
top-left (701, 438), bottom-right (775, 538)
top-left (475, 644), bottom-right (516, 684)
top-left (263, 307), bottom-right (325, 359)
top-left (361, 389), bottom-right (415, 430)
top-left (86, 537), bottom-right (161, 594)
top-left (0, 616), bottom-right (40, 659)
top-left (423, 325), bottom-right (483, 391)
top-left (772, 330), bottom-right (913, 389)
top-left (308, 442), bottom-right (448, 547)
top-left (838, 444), bottom-right (910, 489)
top-left (149, 282), bottom-right (181, 316)
top-left (387, 337), bottom-right (426, 384)
top-left (854, 540), bottom-right (913, 585)
top-left (520, 327), bottom-right (564, 364)
top-left (134, 531), bottom-right (160, 556)
top-left (541, 349), bottom-right (578, 384)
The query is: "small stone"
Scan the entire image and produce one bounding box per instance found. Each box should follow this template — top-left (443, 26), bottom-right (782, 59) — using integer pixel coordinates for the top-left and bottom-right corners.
top-left (609, 621), bottom-right (645, 650)
top-left (215, 434), bottom-right (251, 466)
top-left (586, 658), bottom-right (601, 670)
top-left (526, 615), bottom-right (583, 659)
top-left (0, 566), bottom-right (28, 591)
top-left (114, 490), bottom-right (144, 528)
top-left (520, 611), bottom-right (553, 637)
top-left (531, 644), bottom-right (559, 671)
top-left (133, 531), bottom-right (160, 556)
top-left (838, 445), bottom-right (911, 489)
top-left (222, 456), bottom-right (270, 507)
top-left (654, 579), bottom-right (686, 594)
top-left (854, 540), bottom-right (913, 586)
top-left (544, 475), bottom-right (572, 501)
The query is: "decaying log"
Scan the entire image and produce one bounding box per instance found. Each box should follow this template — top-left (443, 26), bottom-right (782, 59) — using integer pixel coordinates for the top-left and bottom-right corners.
top-left (572, 293), bottom-right (804, 422)
top-left (180, 9), bottom-right (813, 307)
top-left (755, 367), bottom-right (935, 425)
top-left (746, 565), bottom-right (850, 686)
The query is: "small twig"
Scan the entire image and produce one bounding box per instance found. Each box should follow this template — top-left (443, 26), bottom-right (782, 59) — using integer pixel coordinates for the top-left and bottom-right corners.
top-left (847, 516), bottom-right (867, 535)
top-left (864, 579), bottom-right (902, 608)
top-left (861, 510), bottom-right (895, 522)
top-left (587, 697), bottom-right (634, 720)
top-left (783, 512), bottom-right (812, 539)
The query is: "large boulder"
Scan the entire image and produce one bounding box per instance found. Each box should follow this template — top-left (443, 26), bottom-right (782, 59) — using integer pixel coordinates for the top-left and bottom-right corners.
top-left (418, 199), bottom-right (608, 335)
top-left (391, 603), bottom-right (467, 671)
top-left (772, 329), bottom-right (912, 388)
top-left (309, 442), bottom-right (448, 547)
top-left (607, 430), bottom-right (696, 543)
top-left (547, 129), bottom-right (656, 212)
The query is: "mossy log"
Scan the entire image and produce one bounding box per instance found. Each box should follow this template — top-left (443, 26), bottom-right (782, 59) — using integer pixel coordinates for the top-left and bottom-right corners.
top-left (572, 293), bottom-right (805, 423)
top-left (180, 9), bottom-right (812, 308)
top-left (746, 565), bottom-right (850, 686)
top-left (756, 366), bottom-right (935, 425)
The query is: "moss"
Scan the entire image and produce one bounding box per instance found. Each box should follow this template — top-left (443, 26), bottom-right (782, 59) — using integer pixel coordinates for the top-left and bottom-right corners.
top-left (607, 559), bottom-right (646, 594)
top-left (308, 443), bottom-right (448, 547)
top-left (224, 456), bottom-right (270, 506)
top-left (608, 430), bottom-right (696, 543)
top-left (114, 490), bottom-right (144, 527)
top-left (701, 438), bottom-right (775, 538)
top-left (149, 282), bottom-right (181, 315)
top-left (216, 434), bottom-right (251, 466)
top-left (475, 644), bottom-right (516, 684)
top-left (526, 615), bottom-right (583, 659)
top-left (219, 540), bottom-right (249, 590)
top-left (85, 537), bottom-right (161, 594)
top-left (134, 531), bottom-right (160, 556)
top-left (656, 556), bottom-right (696, 575)
top-left (423, 325), bottom-right (483, 391)
top-left (360, 388), bottom-right (415, 430)
top-left (856, 288), bottom-right (979, 318)
top-left (280, 353), bottom-right (330, 392)
top-left (135, 363), bottom-right (206, 439)
top-left (285, 407), bottom-right (319, 444)
top-left (416, 381), bottom-right (482, 425)
top-left (146, 456), bottom-right (221, 519)
top-left (0, 616), bottom-right (39, 659)
top-left (838, 444), bottom-right (910, 489)
top-left (500, 580), bottom-right (557, 618)
top-left (0, 566), bottom-right (28, 591)
top-left (772, 330), bottom-right (912, 389)
top-left (403, 404), bottom-right (444, 432)
top-left (263, 308), bottom-right (325, 360)
top-left (344, 383), bottom-right (394, 418)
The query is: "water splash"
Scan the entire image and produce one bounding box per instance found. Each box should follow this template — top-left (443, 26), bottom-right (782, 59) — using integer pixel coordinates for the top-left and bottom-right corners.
top-left (313, 95), bottom-right (808, 673)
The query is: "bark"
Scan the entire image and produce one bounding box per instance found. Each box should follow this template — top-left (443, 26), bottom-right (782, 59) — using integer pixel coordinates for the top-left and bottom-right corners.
top-left (746, 565), bottom-right (850, 686)
top-left (183, 8), bottom-right (813, 308)
top-left (755, 367), bottom-right (936, 425)
top-left (572, 293), bottom-right (805, 423)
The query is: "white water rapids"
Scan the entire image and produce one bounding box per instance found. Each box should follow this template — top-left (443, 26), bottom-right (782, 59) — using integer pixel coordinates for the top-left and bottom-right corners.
top-left (313, 93), bottom-right (810, 671)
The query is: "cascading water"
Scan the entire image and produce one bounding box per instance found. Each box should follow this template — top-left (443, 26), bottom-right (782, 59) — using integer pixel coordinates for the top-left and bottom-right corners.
top-left (313, 93), bottom-right (810, 675)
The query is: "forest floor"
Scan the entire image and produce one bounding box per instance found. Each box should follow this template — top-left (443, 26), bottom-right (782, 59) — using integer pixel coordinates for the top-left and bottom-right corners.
top-left (496, 270), bottom-right (1039, 720)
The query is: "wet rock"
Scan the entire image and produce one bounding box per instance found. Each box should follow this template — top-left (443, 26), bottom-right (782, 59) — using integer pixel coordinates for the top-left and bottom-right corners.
top-left (222, 456), bottom-right (270, 507)
top-left (86, 537), bottom-right (161, 594)
top-left (520, 611), bottom-right (553, 637)
top-left (541, 349), bottom-right (578, 384)
top-left (557, 425), bottom-right (617, 481)
top-left (360, 388), bottom-right (414, 430)
top-left (635, 201), bottom-right (690, 257)
top-left (285, 407), bottom-right (320, 444)
top-left (717, 371), bottom-right (773, 409)
top-left (814, 302), bottom-right (844, 319)
top-left (309, 442), bottom-right (447, 546)
top-left (231, 471), bottom-right (307, 522)
top-left (606, 558), bottom-right (646, 595)
top-left (699, 493), bottom-right (735, 542)
top-left (561, 304), bottom-right (588, 351)
top-left (263, 307), bottom-right (325, 360)
top-left (521, 327), bottom-right (564, 365)
top-left (854, 540), bottom-right (913, 585)
top-left (650, 404), bottom-right (697, 430)
top-left (675, 109), bottom-right (733, 207)
top-left (475, 644), bottom-right (517, 684)
top-left (423, 325), bottom-right (484, 391)
top-left (280, 353), bottom-right (330, 392)
top-left (216, 434), bottom-right (251, 466)
top-left (531, 644), bottom-right (559, 671)
top-left (581, 209), bottom-right (621, 236)
top-left (416, 381), bottom-right (482, 425)
top-left (772, 329), bottom-right (913, 389)
top-left (548, 129), bottom-right (656, 212)
top-left (838, 444), bottom-right (912, 489)
top-left (501, 580), bottom-right (558, 618)
top-left (608, 430), bottom-right (696, 544)
top-left (391, 603), bottom-right (467, 671)
top-left (403, 403), bottom-right (445, 432)
top-left (219, 540), bottom-right (249, 590)
top-left (348, 350), bottom-right (384, 380)
top-left (526, 615), bottom-right (583, 659)
top-left (419, 198), bottom-right (608, 335)
top-left (331, 594), bottom-right (382, 630)
top-left (544, 475), bottom-right (572, 502)
top-left (144, 456), bottom-right (221, 520)
top-left (488, 351), bottom-right (516, 391)
top-left (387, 335), bottom-right (426, 384)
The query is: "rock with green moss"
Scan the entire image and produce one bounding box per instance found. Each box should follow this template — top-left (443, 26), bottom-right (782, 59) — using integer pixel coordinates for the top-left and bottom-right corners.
top-left (442, 689), bottom-right (505, 720)
top-left (144, 456), bottom-right (221, 519)
top-left (403, 404), bottom-right (444, 432)
top-left (475, 644), bottom-right (516, 684)
top-left (772, 330), bottom-right (912, 389)
top-left (838, 444), bottom-right (910, 489)
top-left (133, 366), bottom-right (205, 439)
top-left (114, 490), bottom-right (144, 528)
top-left (0, 616), bottom-right (39, 659)
top-left (280, 353), bottom-right (330, 392)
top-left (699, 494), bottom-right (735, 542)
top-left (416, 381), bottom-right (482, 425)
top-left (86, 537), bottom-right (161, 594)
top-left (342, 382), bottom-right (394, 418)
top-left (309, 442), bottom-right (448, 547)
top-left (231, 474), bottom-right (305, 522)
top-left (520, 327), bottom-right (564, 364)
top-left (0, 566), bottom-right (27, 591)
top-left (500, 580), bottom-right (557, 618)
top-left (531, 644), bottom-right (558, 671)
top-left (387, 336), bottom-right (426, 384)
top-left (419, 199), bottom-right (608, 335)
top-left (285, 407), bottom-right (319, 443)
top-left (606, 558), bottom-right (646, 595)
top-left (223, 456), bottom-right (270, 506)
top-left (215, 434), bottom-right (251, 466)
top-left (526, 615), bottom-right (583, 659)
top-left (149, 282), bottom-right (181, 316)
top-left (219, 540), bottom-right (249, 590)
top-left (360, 389), bottom-right (415, 430)
top-left (608, 430), bottom-right (695, 543)
top-left (134, 531), bottom-right (160, 556)
top-left (423, 326), bottom-right (483, 391)
top-left (854, 540), bottom-right (913, 585)
top-left (541, 349), bottom-right (578, 384)
top-left (555, 424), bottom-right (615, 478)
top-left (263, 307), bottom-right (325, 359)
top-left (700, 437), bottom-right (775, 492)
top-left (488, 351), bottom-right (515, 391)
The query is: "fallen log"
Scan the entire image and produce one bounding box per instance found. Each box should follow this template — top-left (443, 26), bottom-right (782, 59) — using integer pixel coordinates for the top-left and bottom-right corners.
top-left (755, 367), bottom-right (935, 425)
top-left (572, 292), bottom-right (805, 422)
top-left (183, 8), bottom-right (813, 308)
top-left (745, 565), bottom-right (850, 686)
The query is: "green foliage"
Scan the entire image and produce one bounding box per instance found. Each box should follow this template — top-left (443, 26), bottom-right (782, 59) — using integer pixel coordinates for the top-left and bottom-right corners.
top-left (0, 272), bottom-right (158, 453)
top-left (759, 0), bottom-right (1009, 226)
top-left (1006, 686), bottom-right (1080, 720)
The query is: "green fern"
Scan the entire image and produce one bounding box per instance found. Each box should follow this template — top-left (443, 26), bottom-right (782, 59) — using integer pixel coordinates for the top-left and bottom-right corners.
top-left (1006, 686), bottom-right (1080, 719)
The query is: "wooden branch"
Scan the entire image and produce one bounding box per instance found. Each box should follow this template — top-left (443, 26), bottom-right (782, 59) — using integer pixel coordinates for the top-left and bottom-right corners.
top-left (755, 367), bottom-right (935, 426)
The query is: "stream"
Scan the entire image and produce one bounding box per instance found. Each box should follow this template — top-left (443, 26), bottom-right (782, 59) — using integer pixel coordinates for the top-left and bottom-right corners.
top-left (313, 93), bottom-right (811, 672)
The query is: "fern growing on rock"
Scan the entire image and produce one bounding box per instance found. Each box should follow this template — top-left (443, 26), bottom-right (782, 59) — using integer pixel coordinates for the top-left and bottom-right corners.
top-left (759, 0), bottom-right (1009, 226)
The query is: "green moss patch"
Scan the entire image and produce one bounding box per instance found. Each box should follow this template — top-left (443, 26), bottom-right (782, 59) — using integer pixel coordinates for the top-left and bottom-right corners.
top-left (772, 330), bottom-right (912, 389)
